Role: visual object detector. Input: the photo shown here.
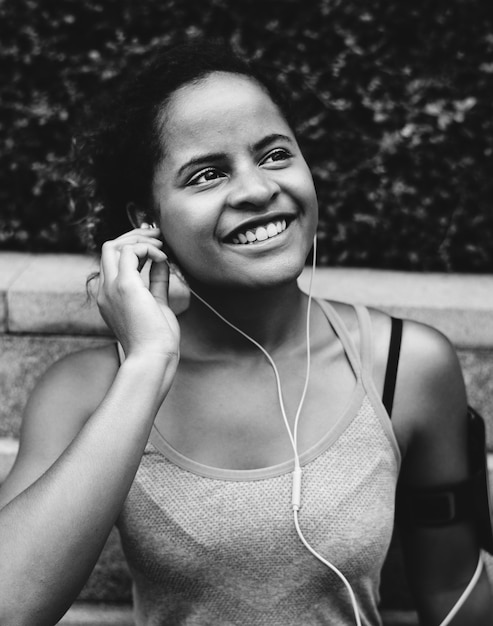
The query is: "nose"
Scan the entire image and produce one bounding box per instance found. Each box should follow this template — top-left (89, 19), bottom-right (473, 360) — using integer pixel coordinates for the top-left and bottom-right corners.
top-left (226, 166), bottom-right (280, 210)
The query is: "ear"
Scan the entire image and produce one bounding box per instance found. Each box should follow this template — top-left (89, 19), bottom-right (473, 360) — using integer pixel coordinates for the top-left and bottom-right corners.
top-left (126, 202), bottom-right (156, 229)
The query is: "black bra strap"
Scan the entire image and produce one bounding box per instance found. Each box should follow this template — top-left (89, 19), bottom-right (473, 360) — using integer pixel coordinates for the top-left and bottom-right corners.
top-left (382, 317), bottom-right (403, 418)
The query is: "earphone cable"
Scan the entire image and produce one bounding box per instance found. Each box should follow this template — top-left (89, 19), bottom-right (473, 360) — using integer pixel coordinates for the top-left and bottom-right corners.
top-left (179, 237), bottom-right (362, 625)
top-left (185, 287), bottom-right (299, 463)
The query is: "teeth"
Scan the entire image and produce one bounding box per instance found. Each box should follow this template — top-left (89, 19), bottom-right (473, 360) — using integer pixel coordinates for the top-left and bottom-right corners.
top-left (231, 219), bottom-right (288, 245)
top-left (256, 226), bottom-right (268, 241)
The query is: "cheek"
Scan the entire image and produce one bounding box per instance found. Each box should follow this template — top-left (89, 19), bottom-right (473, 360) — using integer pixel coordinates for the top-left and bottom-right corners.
top-left (300, 171), bottom-right (318, 206)
top-left (285, 164), bottom-right (317, 206)
top-left (158, 216), bottom-right (213, 273)
top-left (160, 193), bottom-right (220, 244)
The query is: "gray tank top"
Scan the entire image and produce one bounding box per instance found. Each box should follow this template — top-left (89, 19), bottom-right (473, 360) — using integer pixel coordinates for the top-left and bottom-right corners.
top-left (116, 301), bottom-right (401, 625)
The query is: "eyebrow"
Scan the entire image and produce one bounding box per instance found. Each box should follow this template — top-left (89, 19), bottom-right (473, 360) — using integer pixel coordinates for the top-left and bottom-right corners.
top-left (252, 133), bottom-right (294, 152)
top-left (176, 133), bottom-right (294, 179)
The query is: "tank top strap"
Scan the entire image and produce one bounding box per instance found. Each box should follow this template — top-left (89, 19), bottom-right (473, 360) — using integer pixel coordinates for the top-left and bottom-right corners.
top-left (314, 299), bottom-right (362, 379)
top-left (354, 304), bottom-right (373, 376)
top-left (353, 304), bottom-right (386, 403)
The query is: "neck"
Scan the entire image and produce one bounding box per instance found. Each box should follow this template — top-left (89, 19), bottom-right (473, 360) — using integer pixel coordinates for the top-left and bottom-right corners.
top-left (180, 279), bottom-right (309, 356)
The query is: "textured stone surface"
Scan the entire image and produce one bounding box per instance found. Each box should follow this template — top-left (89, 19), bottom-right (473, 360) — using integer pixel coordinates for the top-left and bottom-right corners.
top-left (0, 253), bottom-right (33, 331)
top-left (458, 349), bottom-right (493, 444)
top-left (0, 334), bottom-right (112, 438)
top-left (7, 253), bottom-right (109, 335)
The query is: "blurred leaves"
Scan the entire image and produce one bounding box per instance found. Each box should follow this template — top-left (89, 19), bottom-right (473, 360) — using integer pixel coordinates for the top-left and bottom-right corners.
top-left (0, 0), bottom-right (492, 270)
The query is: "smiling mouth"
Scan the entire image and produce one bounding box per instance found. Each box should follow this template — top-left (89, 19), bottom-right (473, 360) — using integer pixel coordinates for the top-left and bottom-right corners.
top-left (229, 219), bottom-right (288, 245)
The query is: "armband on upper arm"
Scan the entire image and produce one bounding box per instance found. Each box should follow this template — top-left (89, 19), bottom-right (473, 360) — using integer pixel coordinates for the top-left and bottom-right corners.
top-left (396, 406), bottom-right (493, 554)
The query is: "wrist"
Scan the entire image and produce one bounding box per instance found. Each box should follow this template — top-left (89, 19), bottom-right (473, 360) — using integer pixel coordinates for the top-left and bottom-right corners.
top-left (118, 351), bottom-right (179, 400)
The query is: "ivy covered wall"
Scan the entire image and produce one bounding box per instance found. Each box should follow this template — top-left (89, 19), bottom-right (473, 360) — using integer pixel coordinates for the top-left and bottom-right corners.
top-left (1, 0), bottom-right (492, 270)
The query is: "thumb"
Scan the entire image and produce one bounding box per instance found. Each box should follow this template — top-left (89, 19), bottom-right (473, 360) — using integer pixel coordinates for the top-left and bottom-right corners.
top-left (149, 258), bottom-right (170, 306)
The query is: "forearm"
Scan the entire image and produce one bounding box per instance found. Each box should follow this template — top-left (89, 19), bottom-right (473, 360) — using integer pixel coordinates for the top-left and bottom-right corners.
top-left (0, 354), bottom-right (175, 625)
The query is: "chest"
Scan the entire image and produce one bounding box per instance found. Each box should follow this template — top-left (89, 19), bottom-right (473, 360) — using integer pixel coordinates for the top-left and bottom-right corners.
top-left (153, 341), bottom-right (357, 470)
top-left (120, 401), bottom-right (398, 592)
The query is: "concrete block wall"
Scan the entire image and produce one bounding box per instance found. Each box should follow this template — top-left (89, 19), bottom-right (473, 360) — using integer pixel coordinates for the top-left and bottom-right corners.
top-left (1, 252), bottom-right (493, 625)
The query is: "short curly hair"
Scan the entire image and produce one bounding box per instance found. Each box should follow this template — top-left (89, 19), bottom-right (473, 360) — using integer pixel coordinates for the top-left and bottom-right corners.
top-left (74, 39), bottom-right (297, 251)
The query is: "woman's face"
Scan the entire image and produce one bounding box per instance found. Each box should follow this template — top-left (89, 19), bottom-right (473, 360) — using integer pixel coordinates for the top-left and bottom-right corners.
top-left (152, 71), bottom-right (318, 290)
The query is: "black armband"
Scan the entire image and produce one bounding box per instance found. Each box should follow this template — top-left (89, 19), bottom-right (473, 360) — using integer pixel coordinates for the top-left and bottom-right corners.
top-left (396, 406), bottom-right (493, 554)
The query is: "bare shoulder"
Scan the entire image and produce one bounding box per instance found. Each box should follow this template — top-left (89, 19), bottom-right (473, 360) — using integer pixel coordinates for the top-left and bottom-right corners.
top-left (393, 319), bottom-right (466, 429)
top-left (318, 301), bottom-right (467, 478)
top-left (390, 318), bottom-right (468, 485)
top-left (0, 344), bottom-right (120, 508)
top-left (20, 343), bottom-right (120, 450)
top-left (335, 303), bottom-right (467, 483)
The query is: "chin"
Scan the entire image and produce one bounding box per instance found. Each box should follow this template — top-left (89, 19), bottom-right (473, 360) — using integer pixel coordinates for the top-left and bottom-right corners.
top-left (225, 260), bottom-right (306, 291)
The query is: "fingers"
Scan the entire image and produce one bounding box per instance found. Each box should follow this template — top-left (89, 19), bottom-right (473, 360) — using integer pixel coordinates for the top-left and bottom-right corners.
top-left (100, 227), bottom-right (163, 283)
top-left (149, 256), bottom-right (170, 306)
top-left (95, 227), bottom-right (181, 362)
top-left (118, 242), bottom-right (167, 276)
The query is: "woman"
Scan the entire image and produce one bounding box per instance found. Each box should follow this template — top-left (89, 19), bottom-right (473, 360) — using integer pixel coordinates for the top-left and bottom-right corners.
top-left (0, 41), bottom-right (491, 625)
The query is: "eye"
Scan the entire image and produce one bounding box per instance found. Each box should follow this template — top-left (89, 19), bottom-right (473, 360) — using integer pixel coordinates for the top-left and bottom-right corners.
top-left (187, 168), bottom-right (225, 186)
top-left (260, 148), bottom-right (292, 166)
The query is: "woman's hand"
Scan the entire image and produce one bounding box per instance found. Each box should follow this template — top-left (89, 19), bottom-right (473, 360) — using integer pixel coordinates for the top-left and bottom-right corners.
top-left (96, 227), bottom-right (180, 363)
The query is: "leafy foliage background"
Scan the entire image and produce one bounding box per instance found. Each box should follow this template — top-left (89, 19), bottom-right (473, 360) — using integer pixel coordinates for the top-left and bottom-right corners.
top-left (1, 0), bottom-right (492, 270)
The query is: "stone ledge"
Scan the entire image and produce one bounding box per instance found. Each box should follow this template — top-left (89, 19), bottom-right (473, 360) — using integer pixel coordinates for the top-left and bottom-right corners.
top-left (1, 253), bottom-right (492, 347)
top-left (298, 268), bottom-right (493, 348)
top-left (1, 253), bottom-right (189, 336)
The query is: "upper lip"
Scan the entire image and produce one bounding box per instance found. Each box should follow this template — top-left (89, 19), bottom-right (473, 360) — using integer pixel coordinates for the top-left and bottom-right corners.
top-left (222, 212), bottom-right (295, 242)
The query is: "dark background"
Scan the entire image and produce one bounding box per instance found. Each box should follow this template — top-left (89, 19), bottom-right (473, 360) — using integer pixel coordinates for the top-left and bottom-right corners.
top-left (1, 0), bottom-right (492, 271)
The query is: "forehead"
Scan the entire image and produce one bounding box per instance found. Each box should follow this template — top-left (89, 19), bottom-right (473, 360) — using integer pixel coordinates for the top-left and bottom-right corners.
top-left (158, 72), bottom-right (293, 163)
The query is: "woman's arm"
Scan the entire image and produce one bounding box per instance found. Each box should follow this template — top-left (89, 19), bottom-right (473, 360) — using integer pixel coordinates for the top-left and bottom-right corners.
top-left (393, 320), bottom-right (493, 624)
top-left (0, 229), bottom-right (180, 626)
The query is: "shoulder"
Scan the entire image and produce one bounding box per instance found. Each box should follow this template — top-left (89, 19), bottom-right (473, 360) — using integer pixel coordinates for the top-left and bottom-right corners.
top-left (389, 318), bottom-right (468, 484)
top-left (323, 300), bottom-right (461, 393)
top-left (0, 343), bottom-right (121, 508)
top-left (28, 343), bottom-right (119, 407)
top-left (328, 301), bottom-right (468, 481)
top-left (20, 343), bottom-right (120, 456)
top-left (393, 319), bottom-right (466, 429)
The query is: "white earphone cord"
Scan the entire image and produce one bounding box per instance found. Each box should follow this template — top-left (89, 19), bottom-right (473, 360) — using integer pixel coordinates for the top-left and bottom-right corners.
top-left (179, 237), bottom-right (361, 626)
top-left (169, 236), bottom-right (481, 626)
